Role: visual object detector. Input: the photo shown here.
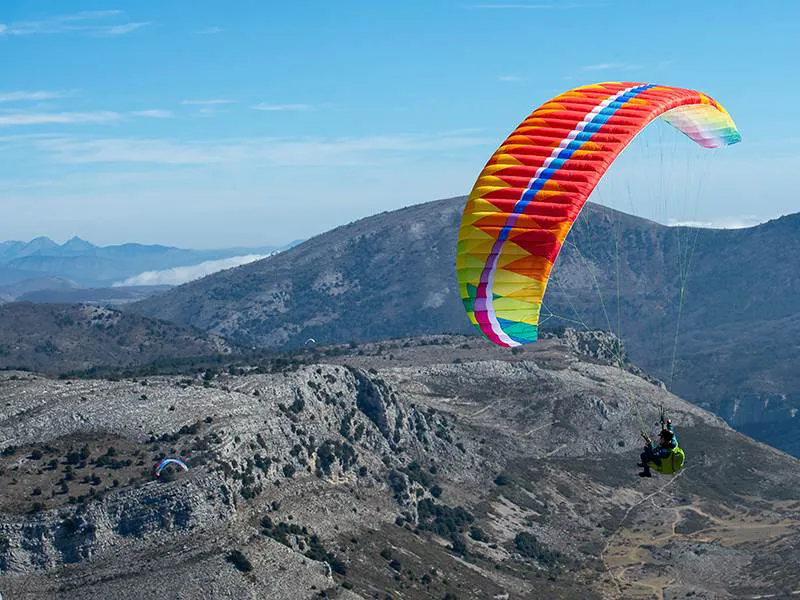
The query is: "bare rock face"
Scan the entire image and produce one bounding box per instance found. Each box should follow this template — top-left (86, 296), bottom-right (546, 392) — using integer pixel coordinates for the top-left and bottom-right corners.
top-left (554, 329), bottom-right (626, 365)
top-left (0, 335), bottom-right (799, 599)
top-left (0, 472), bottom-right (233, 572)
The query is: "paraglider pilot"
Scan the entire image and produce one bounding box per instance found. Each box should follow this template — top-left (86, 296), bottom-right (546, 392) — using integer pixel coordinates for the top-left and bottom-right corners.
top-left (638, 409), bottom-right (678, 478)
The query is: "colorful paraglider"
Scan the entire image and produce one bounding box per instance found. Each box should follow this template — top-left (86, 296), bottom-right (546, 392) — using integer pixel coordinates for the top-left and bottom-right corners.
top-left (154, 458), bottom-right (189, 478)
top-left (456, 82), bottom-right (741, 347)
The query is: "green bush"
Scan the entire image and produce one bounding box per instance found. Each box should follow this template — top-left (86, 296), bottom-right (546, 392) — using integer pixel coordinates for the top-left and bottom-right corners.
top-left (493, 474), bottom-right (510, 486)
top-left (416, 499), bottom-right (474, 539)
top-left (226, 549), bottom-right (253, 572)
top-left (513, 532), bottom-right (561, 567)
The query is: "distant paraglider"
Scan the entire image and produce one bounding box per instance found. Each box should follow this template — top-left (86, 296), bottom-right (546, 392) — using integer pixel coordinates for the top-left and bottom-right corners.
top-left (154, 458), bottom-right (189, 478)
top-left (305, 338), bottom-right (317, 346)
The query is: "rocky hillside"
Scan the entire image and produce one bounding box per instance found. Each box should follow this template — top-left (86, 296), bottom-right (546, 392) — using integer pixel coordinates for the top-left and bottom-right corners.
top-left (0, 303), bottom-right (232, 374)
top-left (128, 197), bottom-right (800, 456)
top-left (131, 197), bottom-right (469, 348)
top-left (1, 333), bottom-right (798, 599)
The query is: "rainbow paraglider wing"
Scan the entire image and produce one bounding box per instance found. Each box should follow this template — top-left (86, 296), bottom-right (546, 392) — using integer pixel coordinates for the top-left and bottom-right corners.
top-left (456, 82), bottom-right (741, 347)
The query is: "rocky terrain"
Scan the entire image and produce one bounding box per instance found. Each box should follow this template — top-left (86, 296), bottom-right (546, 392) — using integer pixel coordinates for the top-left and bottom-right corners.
top-left (128, 196), bottom-right (800, 456)
top-left (1, 332), bottom-right (798, 599)
top-left (0, 303), bottom-right (232, 375)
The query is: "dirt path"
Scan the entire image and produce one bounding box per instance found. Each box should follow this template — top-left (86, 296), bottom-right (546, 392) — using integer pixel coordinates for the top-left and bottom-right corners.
top-left (600, 482), bottom-right (800, 599)
top-left (599, 470), bottom-right (686, 598)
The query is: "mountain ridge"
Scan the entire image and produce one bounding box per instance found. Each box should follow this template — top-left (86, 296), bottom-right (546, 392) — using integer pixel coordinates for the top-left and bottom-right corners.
top-left (127, 196), bottom-right (800, 455)
top-left (0, 302), bottom-right (232, 374)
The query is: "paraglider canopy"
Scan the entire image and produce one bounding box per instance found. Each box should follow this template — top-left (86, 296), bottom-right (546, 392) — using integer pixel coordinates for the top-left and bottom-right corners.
top-left (305, 338), bottom-right (317, 345)
top-left (456, 81), bottom-right (740, 347)
top-left (155, 458), bottom-right (189, 477)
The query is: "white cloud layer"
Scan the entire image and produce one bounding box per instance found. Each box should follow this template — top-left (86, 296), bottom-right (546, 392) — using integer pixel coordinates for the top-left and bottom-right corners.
top-left (115, 254), bottom-right (269, 286)
top-left (666, 217), bottom-right (765, 230)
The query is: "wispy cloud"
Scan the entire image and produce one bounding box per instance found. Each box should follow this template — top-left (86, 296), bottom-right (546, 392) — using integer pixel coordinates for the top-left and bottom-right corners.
top-left (251, 103), bottom-right (311, 112)
top-left (105, 22), bottom-right (150, 36)
top-left (0, 111), bottom-right (120, 127)
top-left (468, 2), bottom-right (604, 8)
top-left (0, 10), bottom-right (149, 37)
top-left (583, 62), bottom-right (640, 71)
top-left (667, 217), bottom-right (765, 230)
top-left (132, 109), bottom-right (173, 119)
top-left (497, 75), bottom-right (523, 82)
top-left (195, 26), bottom-right (223, 34)
top-left (0, 90), bottom-right (70, 102)
top-left (64, 10), bottom-right (124, 19)
top-left (181, 99), bottom-right (235, 105)
top-left (31, 131), bottom-right (489, 166)
top-left (115, 254), bottom-right (269, 286)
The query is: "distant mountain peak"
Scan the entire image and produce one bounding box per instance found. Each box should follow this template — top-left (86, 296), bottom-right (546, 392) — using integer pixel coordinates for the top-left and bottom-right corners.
top-left (23, 237), bottom-right (59, 254)
top-left (27, 235), bottom-right (57, 245)
top-left (61, 236), bottom-right (96, 251)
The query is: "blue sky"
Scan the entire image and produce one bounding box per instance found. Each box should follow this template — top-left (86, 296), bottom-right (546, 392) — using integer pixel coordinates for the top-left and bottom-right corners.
top-left (1, 1), bottom-right (798, 248)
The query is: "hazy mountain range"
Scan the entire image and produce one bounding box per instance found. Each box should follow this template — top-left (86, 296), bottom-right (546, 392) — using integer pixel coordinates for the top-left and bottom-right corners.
top-left (0, 236), bottom-right (302, 302)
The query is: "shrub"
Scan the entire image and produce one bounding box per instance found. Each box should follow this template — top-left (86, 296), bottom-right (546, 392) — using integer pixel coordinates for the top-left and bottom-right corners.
top-left (513, 532), bottom-right (561, 567)
top-left (469, 526), bottom-right (489, 542)
top-left (306, 535), bottom-right (346, 575)
top-left (416, 499), bottom-right (474, 539)
top-left (226, 549), bottom-right (253, 572)
top-left (450, 535), bottom-right (467, 556)
top-left (493, 474), bottom-right (510, 486)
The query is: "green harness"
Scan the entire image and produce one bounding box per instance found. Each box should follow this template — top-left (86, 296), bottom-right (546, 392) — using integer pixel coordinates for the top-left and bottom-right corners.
top-left (648, 446), bottom-right (685, 475)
